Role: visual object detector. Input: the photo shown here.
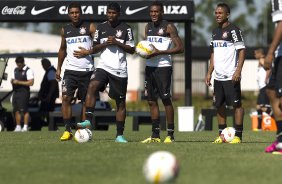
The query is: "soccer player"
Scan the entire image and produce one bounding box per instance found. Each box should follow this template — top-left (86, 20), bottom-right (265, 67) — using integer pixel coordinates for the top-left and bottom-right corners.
top-left (254, 49), bottom-right (271, 131)
top-left (140, 1), bottom-right (184, 143)
top-left (56, 2), bottom-right (96, 141)
top-left (73, 2), bottom-right (135, 143)
top-left (205, 3), bottom-right (246, 144)
top-left (264, 0), bottom-right (282, 154)
top-left (11, 56), bottom-right (34, 132)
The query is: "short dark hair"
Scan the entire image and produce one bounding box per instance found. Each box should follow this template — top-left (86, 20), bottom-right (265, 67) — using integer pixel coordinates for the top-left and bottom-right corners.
top-left (41, 58), bottom-right (51, 66)
top-left (217, 3), bottom-right (230, 14)
top-left (15, 56), bottom-right (24, 64)
top-left (68, 2), bottom-right (82, 14)
top-left (107, 2), bottom-right (121, 13)
top-left (150, 1), bottom-right (164, 12)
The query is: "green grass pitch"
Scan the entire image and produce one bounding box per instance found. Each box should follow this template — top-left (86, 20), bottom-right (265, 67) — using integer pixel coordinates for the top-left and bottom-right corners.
top-left (0, 117), bottom-right (281, 184)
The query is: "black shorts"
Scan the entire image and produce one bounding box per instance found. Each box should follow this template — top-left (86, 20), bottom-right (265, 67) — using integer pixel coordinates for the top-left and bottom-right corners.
top-left (213, 79), bottom-right (242, 108)
top-left (91, 68), bottom-right (127, 100)
top-left (257, 87), bottom-right (270, 106)
top-left (12, 90), bottom-right (30, 112)
top-left (62, 70), bottom-right (92, 101)
top-left (145, 66), bottom-right (172, 101)
top-left (266, 57), bottom-right (282, 97)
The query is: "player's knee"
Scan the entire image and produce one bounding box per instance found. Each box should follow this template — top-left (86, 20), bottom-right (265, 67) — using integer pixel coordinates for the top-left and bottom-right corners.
top-left (233, 101), bottom-right (241, 108)
top-left (148, 100), bottom-right (157, 107)
top-left (162, 98), bottom-right (172, 106)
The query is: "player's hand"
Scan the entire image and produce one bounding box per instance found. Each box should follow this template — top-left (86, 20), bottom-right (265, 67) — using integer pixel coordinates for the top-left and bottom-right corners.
top-left (56, 69), bottom-right (61, 82)
top-left (73, 47), bottom-right (89, 58)
top-left (232, 70), bottom-right (241, 83)
top-left (205, 74), bottom-right (212, 86)
top-left (107, 36), bottom-right (118, 45)
top-left (264, 53), bottom-right (274, 70)
top-left (146, 45), bottom-right (158, 59)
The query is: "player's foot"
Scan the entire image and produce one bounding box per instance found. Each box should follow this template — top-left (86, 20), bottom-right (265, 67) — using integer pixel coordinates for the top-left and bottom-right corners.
top-left (60, 131), bottom-right (73, 141)
top-left (253, 128), bottom-right (262, 132)
top-left (265, 140), bottom-right (278, 153)
top-left (164, 136), bottom-right (175, 143)
top-left (14, 126), bottom-right (22, 132)
top-left (21, 127), bottom-right (28, 132)
top-left (77, 120), bottom-right (91, 129)
top-left (229, 136), bottom-right (241, 144)
top-left (115, 135), bottom-right (128, 143)
top-left (141, 137), bottom-right (161, 143)
top-left (212, 136), bottom-right (223, 144)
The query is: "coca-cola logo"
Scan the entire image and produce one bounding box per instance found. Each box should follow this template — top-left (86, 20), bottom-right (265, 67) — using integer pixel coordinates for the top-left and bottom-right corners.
top-left (2, 6), bottom-right (26, 15)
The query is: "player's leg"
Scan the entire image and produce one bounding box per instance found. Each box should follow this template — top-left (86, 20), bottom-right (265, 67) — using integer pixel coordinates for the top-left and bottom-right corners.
top-left (155, 67), bottom-right (174, 143)
top-left (141, 67), bottom-right (161, 143)
top-left (60, 70), bottom-right (77, 141)
top-left (12, 92), bottom-right (23, 132)
top-left (265, 58), bottom-right (282, 153)
top-left (225, 80), bottom-right (244, 143)
top-left (107, 72), bottom-right (128, 143)
top-left (213, 80), bottom-right (226, 143)
top-left (78, 69), bottom-right (107, 129)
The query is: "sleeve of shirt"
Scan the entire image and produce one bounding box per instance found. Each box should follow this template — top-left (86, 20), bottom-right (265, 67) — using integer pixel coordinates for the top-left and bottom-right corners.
top-left (272, 0), bottom-right (282, 22)
top-left (11, 70), bottom-right (15, 79)
top-left (231, 27), bottom-right (245, 50)
top-left (26, 68), bottom-right (34, 80)
top-left (47, 70), bottom-right (56, 81)
top-left (93, 25), bottom-right (100, 46)
top-left (125, 26), bottom-right (135, 47)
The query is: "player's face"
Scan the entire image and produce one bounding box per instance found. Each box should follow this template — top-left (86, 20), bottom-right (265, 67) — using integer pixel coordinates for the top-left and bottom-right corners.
top-left (68, 7), bottom-right (81, 24)
top-left (214, 7), bottom-right (229, 24)
top-left (16, 62), bottom-right (24, 70)
top-left (106, 9), bottom-right (119, 23)
top-left (150, 5), bottom-right (163, 23)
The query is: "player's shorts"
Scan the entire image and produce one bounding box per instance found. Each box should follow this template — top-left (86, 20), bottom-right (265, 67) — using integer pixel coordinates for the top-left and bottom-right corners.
top-left (62, 70), bottom-right (92, 101)
top-left (266, 56), bottom-right (282, 97)
top-left (91, 68), bottom-right (127, 100)
top-left (12, 90), bottom-right (30, 113)
top-left (145, 66), bottom-right (172, 101)
top-left (213, 79), bottom-right (242, 108)
top-left (257, 87), bottom-right (270, 106)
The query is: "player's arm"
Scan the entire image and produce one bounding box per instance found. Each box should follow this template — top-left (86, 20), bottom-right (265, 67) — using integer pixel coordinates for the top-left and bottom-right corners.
top-left (150, 23), bottom-right (184, 57)
top-left (205, 49), bottom-right (214, 87)
top-left (265, 21), bottom-right (282, 69)
top-left (56, 28), bottom-right (66, 81)
top-left (12, 79), bottom-right (34, 86)
top-left (232, 48), bottom-right (246, 82)
top-left (106, 27), bottom-right (135, 54)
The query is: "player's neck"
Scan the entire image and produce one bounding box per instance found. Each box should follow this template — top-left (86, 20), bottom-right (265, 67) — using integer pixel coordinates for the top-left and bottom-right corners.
top-left (219, 21), bottom-right (230, 29)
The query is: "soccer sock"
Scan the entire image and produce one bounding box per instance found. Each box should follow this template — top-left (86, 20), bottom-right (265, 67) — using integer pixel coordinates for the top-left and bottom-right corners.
top-left (152, 119), bottom-right (160, 138)
top-left (276, 121), bottom-right (282, 142)
top-left (235, 124), bottom-right (243, 140)
top-left (167, 123), bottom-right (174, 138)
top-left (257, 109), bottom-right (262, 129)
top-left (64, 118), bottom-right (72, 132)
top-left (218, 124), bottom-right (227, 135)
top-left (23, 124), bottom-right (28, 129)
top-left (85, 107), bottom-right (95, 122)
top-left (116, 121), bottom-right (125, 136)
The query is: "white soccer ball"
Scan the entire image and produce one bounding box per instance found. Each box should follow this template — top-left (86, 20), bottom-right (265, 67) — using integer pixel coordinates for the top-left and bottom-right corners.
top-left (143, 151), bottom-right (179, 183)
top-left (74, 128), bottom-right (92, 143)
top-left (135, 40), bottom-right (154, 58)
top-left (220, 127), bottom-right (236, 143)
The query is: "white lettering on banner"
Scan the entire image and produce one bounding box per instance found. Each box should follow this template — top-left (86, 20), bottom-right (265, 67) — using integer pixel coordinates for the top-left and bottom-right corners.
top-left (98, 6), bottom-right (107, 15)
top-left (163, 6), bottom-right (187, 14)
top-left (59, 6), bottom-right (93, 15)
top-left (2, 6), bottom-right (26, 15)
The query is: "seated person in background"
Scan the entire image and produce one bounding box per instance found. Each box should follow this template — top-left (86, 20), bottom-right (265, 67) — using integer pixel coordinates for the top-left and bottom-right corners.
top-left (38, 58), bottom-right (59, 113)
top-left (254, 49), bottom-right (272, 131)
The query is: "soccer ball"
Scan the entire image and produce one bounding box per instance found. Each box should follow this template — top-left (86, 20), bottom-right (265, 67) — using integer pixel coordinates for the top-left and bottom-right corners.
top-left (135, 40), bottom-right (154, 58)
top-left (74, 128), bottom-right (92, 143)
top-left (220, 127), bottom-right (236, 143)
top-left (143, 151), bottom-right (179, 183)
